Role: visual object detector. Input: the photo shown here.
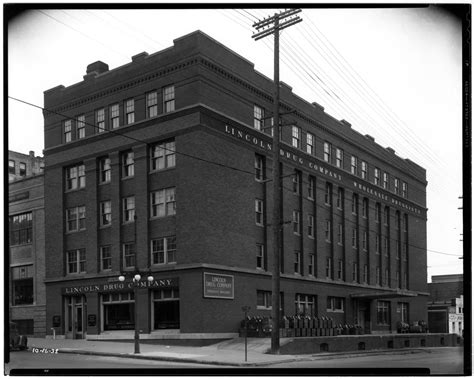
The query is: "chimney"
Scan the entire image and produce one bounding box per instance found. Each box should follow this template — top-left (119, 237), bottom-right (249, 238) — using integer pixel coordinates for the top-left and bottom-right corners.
top-left (29, 150), bottom-right (35, 157)
top-left (84, 61), bottom-right (109, 79)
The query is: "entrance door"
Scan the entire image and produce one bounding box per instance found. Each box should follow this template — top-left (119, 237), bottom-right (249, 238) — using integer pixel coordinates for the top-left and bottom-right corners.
top-left (358, 300), bottom-right (371, 334)
top-left (74, 304), bottom-right (84, 339)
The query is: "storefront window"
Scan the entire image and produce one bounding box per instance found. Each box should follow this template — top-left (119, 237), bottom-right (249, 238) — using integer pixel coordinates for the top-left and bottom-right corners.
top-left (153, 288), bottom-right (180, 329)
top-left (102, 292), bottom-right (135, 331)
top-left (377, 300), bottom-right (390, 325)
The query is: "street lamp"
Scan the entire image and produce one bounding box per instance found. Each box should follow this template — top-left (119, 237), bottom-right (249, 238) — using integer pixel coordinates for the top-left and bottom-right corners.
top-left (118, 270), bottom-right (154, 354)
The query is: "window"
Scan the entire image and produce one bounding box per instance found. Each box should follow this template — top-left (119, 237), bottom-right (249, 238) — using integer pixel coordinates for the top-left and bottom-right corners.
top-left (327, 296), bottom-right (345, 312)
top-left (377, 301), bottom-right (390, 325)
top-left (352, 193), bottom-right (358, 214)
top-left (151, 236), bottom-right (176, 265)
top-left (96, 108), bottom-right (105, 133)
top-left (375, 203), bottom-right (381, 222)
top-left (323, 142), bottom-right (332, 162)
top-left (403, 214), bottom-right (408, 232)
top-left (403, 272), bottom-right (408, 288)
top-left (125, 99), bottom-right (135, 124)
top-left (376, 267), bottom-right (381, 285)
top-left (362, 198), bottom-right (368, 218)
top-left (363, 265), bottom-right (368, 283)
top-left (123, 243), bottom-right (136, 268)
top-left (308, 215), bottom-right (314, 238)
top-left (19, 162), bottom-right (26, 176)
top-left (337, 223), bottom-right (343, 245)
top-left (325, 220), bottom-right (331, 241)
top-left (292, 126), bottom-right (301, 148)
top-left (325, 182), bottom-right (332, 205)
top-left (293, 210), bottom-right (301, 235)
top-left (402, 182), bottom-right (408, 198)
top-left (64, 120), bottom-right (72, 142)
top-left (399, 302), bottom-right (409, 323)
top-left (12, 265), bottom-right (33, 305)
top-left (122, 151), bottom-right (134, 178)
top-left (122, 197), bottom-right (135, 223)
top-left (394, 178), bottom-right (400, 195)
top-left (100, 201), bottom-right (111, 227)
top-left (151, 140), bottom-right (176, 171)
top-left (293, 170), bottom-right (301, 194)
top-left (99, 157), bottom-right (111, 183)
top-left (352, 229), bottom-right (357, 248)
top-left (362, 231), bottom-right (367, 250)
top-left (351, 156), bottom-right (358, 175)
top-left (146, 91), bottom-right (158, 118)
top-left (384, 269), bottom-right (389, 286)
top-left (383, 236), bottom-right (389, 256)
top-left (257, 290), bottom-right (272, 309)
top-left (308, 176), bottom-right (315, 200)
top-left (163, 85), bottom-right (175, 113)
top-left (352, 263), bottom-right (358, 282)
top-left (306, 132), bottom-right (314, 155)
top-left (110, 103), bottom-right (120, 129)
top-left (67, 249), bottom-right (86, 274)
top-left (151, 187), bottom-right (176, 218)
top-left (361, 161), bottom-right (368, 179)
top-left (308, 254), bottom-right (315, 276)
top-left (253, 105), bottom-right (264, 130)
top-left (337, 260), bottom-right (343, 280)
top-left (255, 154), bottom-right (265, 181)
top-left (66, 206), bottom-right (86, 232)
top-left (325, 257), bottom-right (332, 278)
top-left (336, 148), bottom-right (343, 168)
top-left (9, 160), bottom-right (15, 174)
top-left (374, 167), bottom-right (381, 185)
top-left (255, 199), bottom-right (264, 226)
top-left (66, 164), bottom-right (86, 190)
top-left (9, 212), bottom-right (32, 246)
top-left (100, 246), bottom-right (112, 271)
top-left (384, 207), bottom-right (390, 225)
top-left (295, 294), bottom-right (316, 317)
top-left (336, 188), bottom-right (343, 209)
top-left (294, 251), bottom-right (301, 274)
top-left (375, 235), bottom-right (380, 254)
top-left (77, 115), bottom-right (85, 139)
top-left (383, 172), bottom-right (389, 189)
top-left (256, 244), bottom-right (264, 269)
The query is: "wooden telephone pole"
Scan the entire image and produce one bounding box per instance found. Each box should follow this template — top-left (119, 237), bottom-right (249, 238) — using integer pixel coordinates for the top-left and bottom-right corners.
top-left (252, 9), bottom-right (302, 354)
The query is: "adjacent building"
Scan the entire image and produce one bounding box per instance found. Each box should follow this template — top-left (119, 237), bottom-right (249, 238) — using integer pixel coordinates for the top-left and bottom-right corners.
top-left (43, 31), bottom-right (428, 339)
top-left (8, 151), bottom-right (46, 336)
top-left (428, 274), bottom-right (464, 335)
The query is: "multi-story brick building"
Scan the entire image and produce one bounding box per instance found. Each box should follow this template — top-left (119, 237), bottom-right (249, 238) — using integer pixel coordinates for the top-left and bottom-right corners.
top-left (8, 150), bottom-right (46, 336)
top-left (8, 150), bottom-right (44, 182)
top-left (43, 31), bottom-right (428, 339)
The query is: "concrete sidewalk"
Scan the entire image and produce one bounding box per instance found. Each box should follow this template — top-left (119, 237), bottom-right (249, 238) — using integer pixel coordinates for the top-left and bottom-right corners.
top-left (26, 337), bottom-right (308, 367)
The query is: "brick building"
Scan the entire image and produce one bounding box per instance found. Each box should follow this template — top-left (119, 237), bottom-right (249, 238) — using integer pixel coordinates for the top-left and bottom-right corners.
top-left (8, 151), bottom-right (46, 336)
top-left (8, 150), bottom-right (44, 182)
top-left (43, 31), bottom-right (428, 339)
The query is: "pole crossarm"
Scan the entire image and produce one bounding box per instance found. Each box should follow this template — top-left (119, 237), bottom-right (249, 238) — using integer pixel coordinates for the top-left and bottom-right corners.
top-left (252, 8), bottom-right (302, 29)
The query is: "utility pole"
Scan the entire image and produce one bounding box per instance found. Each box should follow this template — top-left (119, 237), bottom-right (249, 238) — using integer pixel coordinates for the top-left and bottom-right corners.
top-left (252, 9), bottom-right (302, 355)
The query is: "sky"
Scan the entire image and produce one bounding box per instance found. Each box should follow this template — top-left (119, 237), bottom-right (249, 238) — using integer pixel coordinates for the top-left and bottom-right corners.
top-left (7, 5), bottom-right (465, 281)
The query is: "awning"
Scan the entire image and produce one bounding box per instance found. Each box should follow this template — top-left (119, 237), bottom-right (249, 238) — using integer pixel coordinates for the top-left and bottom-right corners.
top-left (350, 289), bottom-right (419, 299)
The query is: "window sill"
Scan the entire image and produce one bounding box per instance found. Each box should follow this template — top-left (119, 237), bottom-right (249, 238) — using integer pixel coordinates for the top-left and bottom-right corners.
top-left (65, 230), bottom-right (86, 235)
top-left (99, 224), bottom-right (112, 229)
top-left (121, 176), bottom-right (134, 181)
top-left (65, 187), bottom-right (86, 194)
top-left (98, 181), bottom-right (111, 186)
top-left (149, 167), bottom-right (176, 174)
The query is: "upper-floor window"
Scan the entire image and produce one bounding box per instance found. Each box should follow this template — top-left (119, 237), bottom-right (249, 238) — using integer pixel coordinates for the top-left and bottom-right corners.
top-left (325, 257), bottom-right (332, 278)
top-left (12, 265), bottom-right (33, 305)
top-left (150, 187), bottom-right (176, 218)
top-left (9, 212), bottom-right (32, 246)
top-left (256, 244), bottom-right (264, 269)
top-left (19, 162), bottom-right (26, 176)
top-left (64, 120), bottom-right (72, 142)
top-left (163, 85), bottom-right (175, 113)
top-left (293, 170), bottom-right (301, 195)
top-left (336, 187), bottom-right (343, 209)
top-left (325, 182), bottom-right (332, 205)
top-left (308, 176), bottom-right (315, 200)
top-left (352, 262), bottom-right (358, 282)
top-left (361, 161), bottom-right (368, 179)
top-left (9, 160), bottom-right (15, 174)
top-left (100, 201), bottom-right (112, 227)
top-left (123, 243), bottom-right (135, 269)
top-left (293, 210), bottom-right (301, 235)
top-left (325, 220), bottom-right (331, 242)
top-left (308, 214), bottom-right (314, 238)
top-left (324, 142), bottom-right (332, 163)
top-left (394, 178), bottom-right (400, 195)
top-left (352, 228), bottom-right (357, 248)
top-left (122, 151), bottom-right (134, 178)
top-left (122, 196), bottom-right (135, 223)
top-left (99, 157), bottom-right (111, 183)
top-left (66, 206), bottom-right (86, 232)
top-left (66, 164), bottom-right (86, 191)
top-left (151, 140), bottom-right (176, 171)
top-left (77, 115), bottom-right (85, 139)
top-left (384, 206), bottom-right (390, 225)
top-left (374, 167), bottom-right (381, 186)
top-left (362, 230), bottom-right (367, 250)
top-left (294, 251), bottom-right (301, 274)
top-left (308, 254), bottom-right (315, 276)
top-left (351, 156), bottom-right (358, 175)
top-left (67, 249), bottom-right (86, 274)
top-left (337, 223), bottom-right (343, 245)
top-left (306, 132), bottom-right (314, 155)
top-left (375, 203), bottom-right (381, 223)
top-left (336, 148), bottom-right (343, 168)
top-left (255, 154), bottom-right (265, 181)
top-left (146, 91), bottom-right (158, 118)
top-left (125, 99), bottom-right (135, 125)
top-left (383, 172), bottom-right (389, 189)
top-left (352, 193), bottom-right (358, 214)
top-left (402, 182), bottom-right (408, 198)
top-left (100, 246), bottom-right (112, 271)
top-left (96, 108), bottom-right (105, 133)
top-left (362, 198), bottom-right (368, 218)
top-left (151, 236), bottom-right (176, 265)
top-left (253, 104), bottom-right (264, 131)
top-left (292, 126), bottom-right (301, 148)
top-left (363, 265), bottom-right (368, 283)
top-left (255, 199), bottom-right (264, 226)
top-left (110, 103), bottom-right (120, 129)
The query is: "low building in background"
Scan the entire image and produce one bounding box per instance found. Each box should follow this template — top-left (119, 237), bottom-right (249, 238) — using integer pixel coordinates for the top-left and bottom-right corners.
top-left (8, 150), bottom-right (46, 336)
top-left (427, 274), bottom-right (463, 335)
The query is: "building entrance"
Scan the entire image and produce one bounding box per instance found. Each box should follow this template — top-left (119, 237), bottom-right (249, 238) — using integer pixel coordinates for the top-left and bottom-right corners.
top-left (65, 295), bottom-right (86, 339)
top-left (357, 300), bottom-right (371, 334)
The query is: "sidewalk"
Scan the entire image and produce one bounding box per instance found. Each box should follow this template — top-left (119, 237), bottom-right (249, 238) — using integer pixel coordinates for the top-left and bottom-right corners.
top-left (26, 337), bottom-right (309, 367)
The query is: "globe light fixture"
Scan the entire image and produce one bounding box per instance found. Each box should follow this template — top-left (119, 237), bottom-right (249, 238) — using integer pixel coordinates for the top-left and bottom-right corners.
top-left (134, 274), bottom-right (141, 282)
top-left (118, 275), bottom-right (125, 282)
top-left (147, 275), bottom-right (154, 282)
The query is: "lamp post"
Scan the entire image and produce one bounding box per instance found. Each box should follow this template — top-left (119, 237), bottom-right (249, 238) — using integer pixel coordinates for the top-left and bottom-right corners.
top-left (242, 306), bottom-right (251, 362)
top-left (118, 271), bottom-right (154, 354)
